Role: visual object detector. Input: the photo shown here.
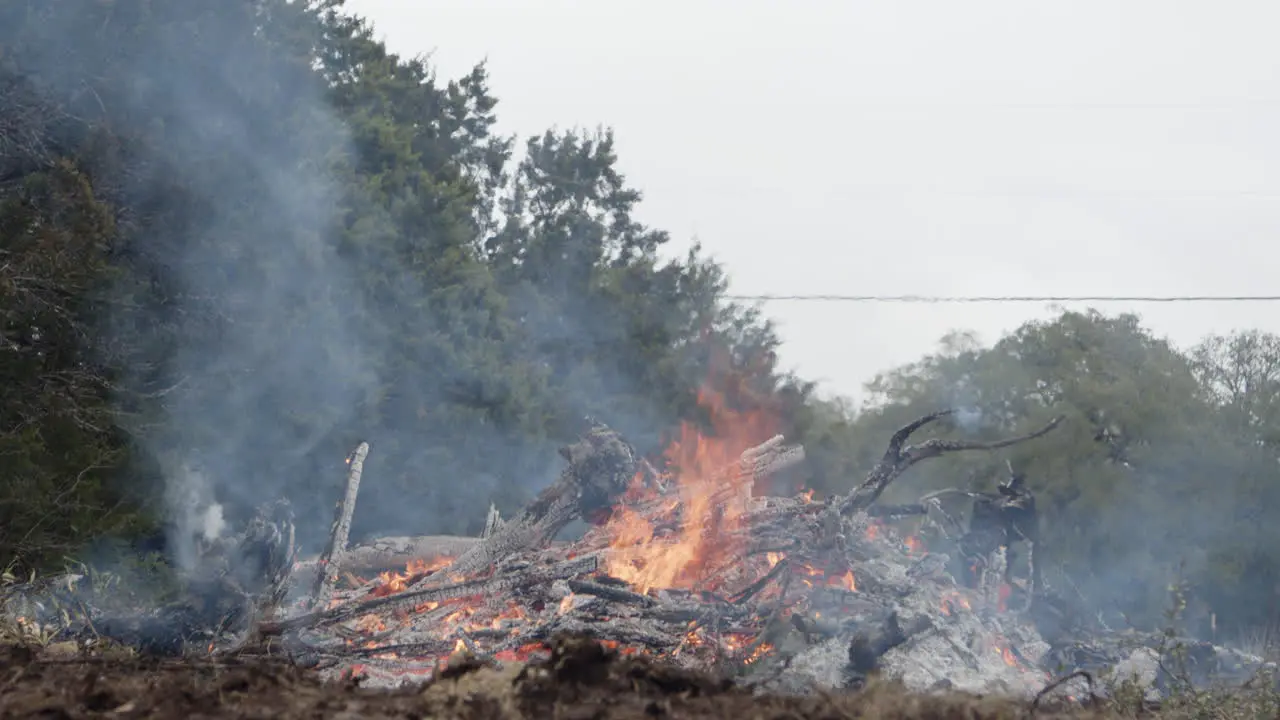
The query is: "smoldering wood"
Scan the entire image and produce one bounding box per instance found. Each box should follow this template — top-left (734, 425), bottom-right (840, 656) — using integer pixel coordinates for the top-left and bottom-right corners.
top-left (309, 442), bottom-right (368, 610)
top-left (82, 500), bottom-right (298, 656)
top-left (70, 411), bottom-right (1080, 682)
top-left (259, 555), bottom-right (600, 636)
top-left (952, 473), bottom-right (1042, 597)
top-left (1000, 482), bottom-right (1042, 598)
top-left (431, 422), bottom-right (639, 580)
top-left (979, 546), bottom-right (1009, 606)
top-left (345, 639), bottom-right (455, 659)
top-left (846, 611), bottom-right (921, 675)
top-left (836, 411), bottom-right (1065, 517)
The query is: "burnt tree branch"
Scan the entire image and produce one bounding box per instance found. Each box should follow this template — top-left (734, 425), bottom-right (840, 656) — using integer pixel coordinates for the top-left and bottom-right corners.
top-left (309, 442), bottom-right (368, 610)
top-left (838, 412), bottom-right (1065, 516)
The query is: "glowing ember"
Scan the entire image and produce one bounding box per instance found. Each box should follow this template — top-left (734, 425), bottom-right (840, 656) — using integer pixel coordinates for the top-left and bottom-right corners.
top-left (826, 569), bottom-right (857, 592)
top-left (797, 564), bottom-right (825, 587)
top-left (904, 535), bottom-right (924, 554)
top-left (744, 642), bottom-right (773, 664)
top-left (988, 634), bottom-right (1022, 668)
top-left (370, 570), bottom-right (409, 596)
top-left (366, 557), bottom-right (454, 598)
top-left (940, 590), bottom-right (972, 615)
top-left (602, 385), bottom-right (778, 594)
top-left (997, 583), bottom-right (1012, 613)
top-left (494, 642), bottom-right (547, 662)
top-left (354, 614), bottom-right (386, 635)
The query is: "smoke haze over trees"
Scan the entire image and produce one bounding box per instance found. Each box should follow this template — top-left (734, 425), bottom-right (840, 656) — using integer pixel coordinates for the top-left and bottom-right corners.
top-left (2, 0), bottom-right (1279, 642)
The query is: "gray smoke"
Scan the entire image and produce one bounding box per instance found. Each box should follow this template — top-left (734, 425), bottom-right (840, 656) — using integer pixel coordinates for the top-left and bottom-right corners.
top-left (7, 2), bottom-right (378, 569)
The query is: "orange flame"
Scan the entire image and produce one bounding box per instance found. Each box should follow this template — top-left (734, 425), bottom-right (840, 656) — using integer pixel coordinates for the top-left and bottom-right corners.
top-left (494, 642), bottom-right (547, 663)
top-left (990, 634), bottom-right (1020, 668)
top-left (368, 557), bottom-right (454, 598)
top-left (602, 385), bottom-right (777, 593)
top-left (744, 642), bottom-right (774, 664)
top-left (827, 570), bottom-right (857, 592)
top-left (940, 590), bottom-right (972, 616)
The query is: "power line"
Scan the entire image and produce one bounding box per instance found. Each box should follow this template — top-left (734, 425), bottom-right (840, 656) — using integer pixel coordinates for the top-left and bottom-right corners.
top-left (824, 101), bottom-right (1280, 110)
top-left (722, 294), bottom-right (1280, 304)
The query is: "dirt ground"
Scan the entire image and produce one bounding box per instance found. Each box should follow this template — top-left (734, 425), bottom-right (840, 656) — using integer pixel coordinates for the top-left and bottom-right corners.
top-left (0, 636), bottom-right (1120, 719)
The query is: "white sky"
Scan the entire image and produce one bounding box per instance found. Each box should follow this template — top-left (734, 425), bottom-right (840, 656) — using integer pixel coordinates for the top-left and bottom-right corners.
top-left (346, 0), bottom-right (1280, 403)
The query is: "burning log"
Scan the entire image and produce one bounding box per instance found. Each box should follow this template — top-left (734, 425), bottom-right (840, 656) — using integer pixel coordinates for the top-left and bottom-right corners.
top-left (309, 442), bottom-right (368, 610)
top-left (434, 421), bottom-right (639, 579)
top-left (731, 435), bottom-right (806, 500)
top-left (836, 410), bottom-right (1065, 517)
top-left (621, 435), bottom-right (806, 523)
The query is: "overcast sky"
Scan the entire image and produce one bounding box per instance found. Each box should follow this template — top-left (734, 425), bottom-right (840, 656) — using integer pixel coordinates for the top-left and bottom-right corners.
top-left (346, 0), bottom-right (1280, 403)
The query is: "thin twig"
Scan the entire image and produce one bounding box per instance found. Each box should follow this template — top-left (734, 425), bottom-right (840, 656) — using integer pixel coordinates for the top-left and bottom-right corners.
top-left (1030, 670), bottom-right (1096, 714)
top-left (731, 557), bottom-right (790, 605)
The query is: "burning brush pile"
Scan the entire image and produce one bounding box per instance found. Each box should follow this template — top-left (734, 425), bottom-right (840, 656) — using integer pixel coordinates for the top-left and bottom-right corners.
top-left (248, 394), bottom-right (1069, 697)
top-left (9, 394), bottom-right (1269, 703)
